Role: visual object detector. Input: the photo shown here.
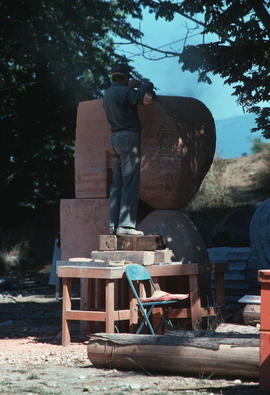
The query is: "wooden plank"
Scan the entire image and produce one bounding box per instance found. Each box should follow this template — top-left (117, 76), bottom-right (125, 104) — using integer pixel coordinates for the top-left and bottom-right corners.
top-left (62, 278), bottom-right (72, 346)
top-left (66, 310), bottom-right (106, 321)
top-left (105, 280), bottom-right (115, 333)
top-left (148, 263), bottom-right (199, 277)
top-left (65, 309), bottom-right (131, 322)
top-left (167, 308), bottom-right (190, 319)
top-left (168, 307), bottom-right (215, 319)
top-left (188, 274), bottom-right (201, 329)
top-left (80, 278), bottom-right (89, 334)
top-left (58, 266), bottom-right (125, 279)
top-left (87, 278), bottom-right (96, 334)
top-left (113, 309), bottom-right (131, 321)
top-left (58, 262), bottom-right (225, 280)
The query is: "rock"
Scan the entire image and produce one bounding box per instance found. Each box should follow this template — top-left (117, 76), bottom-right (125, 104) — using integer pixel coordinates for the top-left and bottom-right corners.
top-left (210, 207), bottom-right (255, 247)
top-left (139, 96), bottom-right (216, 209)
top-left (250, 198), bottom-right (270, 270)
top-left (139, 210), bottom-right (209, 263)
top-left (138, 210), bottom-right (211, 299)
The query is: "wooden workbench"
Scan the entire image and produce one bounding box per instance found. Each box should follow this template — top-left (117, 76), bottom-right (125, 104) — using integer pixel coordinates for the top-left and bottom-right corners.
top-left (57, 262), bottom-right (228, 345)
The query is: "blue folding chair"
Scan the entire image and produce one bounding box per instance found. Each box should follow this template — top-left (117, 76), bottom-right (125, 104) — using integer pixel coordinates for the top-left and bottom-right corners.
top-left (126, 264), bottom-right (188, 335)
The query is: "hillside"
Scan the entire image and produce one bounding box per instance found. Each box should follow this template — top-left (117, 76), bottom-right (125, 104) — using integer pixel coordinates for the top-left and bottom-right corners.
top-left (186, 146), bottom-right (270, 247)
top-left (220, 151), bottom-right (270, 204)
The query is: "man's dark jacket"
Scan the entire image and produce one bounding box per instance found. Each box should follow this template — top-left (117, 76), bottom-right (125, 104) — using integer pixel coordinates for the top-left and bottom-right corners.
top-left (103, 81), bottom-right (153, 133)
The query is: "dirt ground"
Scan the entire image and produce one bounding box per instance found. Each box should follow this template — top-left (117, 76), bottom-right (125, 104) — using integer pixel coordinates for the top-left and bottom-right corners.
top-left (0, 278), bottom-right (265, 395)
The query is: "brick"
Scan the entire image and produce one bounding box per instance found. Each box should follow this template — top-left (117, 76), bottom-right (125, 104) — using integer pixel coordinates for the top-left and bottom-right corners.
top-left (60, 198), bottom-right (109, 260)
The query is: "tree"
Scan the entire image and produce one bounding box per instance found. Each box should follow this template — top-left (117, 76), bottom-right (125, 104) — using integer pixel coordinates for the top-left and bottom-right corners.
top-left (0, 0), bottom-right (142, 212)
top-left (251, 137), bottom-right (270, 154)
top-left (120, 0), bottom-right (270, 138)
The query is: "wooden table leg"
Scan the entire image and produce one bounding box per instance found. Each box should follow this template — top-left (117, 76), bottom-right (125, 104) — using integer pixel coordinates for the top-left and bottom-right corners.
top-left (80, 278), bottom-right (89, 335)
top-left (105, 279), bottom-right (115, 333)
top-left (189, 274), bottom-right (201, 329)
top-left (62, 277), bottom-right (72, 346)
top-left (87, 278), bottom-right (95, 334)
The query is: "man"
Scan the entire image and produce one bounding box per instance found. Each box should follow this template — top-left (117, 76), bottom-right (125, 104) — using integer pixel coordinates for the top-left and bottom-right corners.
top-left (103, 63), bottom-right (154, 236)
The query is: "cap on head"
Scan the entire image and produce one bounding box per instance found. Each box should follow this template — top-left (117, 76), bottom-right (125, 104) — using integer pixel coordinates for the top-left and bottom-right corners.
top-left (111, 63), bottom-right (131, 78)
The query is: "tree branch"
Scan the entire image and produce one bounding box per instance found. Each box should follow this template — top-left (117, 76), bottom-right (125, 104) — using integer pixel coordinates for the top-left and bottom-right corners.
top-left (127, 38), bottom-right (182, 57)
top-left (146, 0), bottom-right (206, 28)
top-left (252, 1), bottom-right (270, 37)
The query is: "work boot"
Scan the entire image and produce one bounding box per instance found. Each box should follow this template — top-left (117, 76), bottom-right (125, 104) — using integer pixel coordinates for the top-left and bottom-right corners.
top-left (116, 227), bottom-right (144, 236)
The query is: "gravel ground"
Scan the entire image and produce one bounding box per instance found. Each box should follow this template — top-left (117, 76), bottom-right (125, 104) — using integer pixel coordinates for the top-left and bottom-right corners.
top-left (0, 279), bottom-right (265, 395)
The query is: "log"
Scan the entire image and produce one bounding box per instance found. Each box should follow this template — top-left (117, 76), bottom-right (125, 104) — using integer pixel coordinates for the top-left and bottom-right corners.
top-left (87, 332), bottom-right (259, 378)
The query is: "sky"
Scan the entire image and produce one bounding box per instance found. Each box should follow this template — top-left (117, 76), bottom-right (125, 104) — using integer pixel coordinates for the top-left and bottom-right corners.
top-left (115, 10), bottom-right (267, 158)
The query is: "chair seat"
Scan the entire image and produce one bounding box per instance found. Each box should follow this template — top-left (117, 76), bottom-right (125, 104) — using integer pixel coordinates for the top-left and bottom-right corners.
top-left (140, 289), bottom-right (189, 303)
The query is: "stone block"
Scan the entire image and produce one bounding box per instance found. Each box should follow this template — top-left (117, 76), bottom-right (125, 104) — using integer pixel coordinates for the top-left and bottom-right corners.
top-left (99, 235), bottom-right (117, 251)
top-left (117, 235), bottom-right (166, 251)
top-left (99, 234), bottom-right (166, 251)
top-left (60, 198), bottom-right (109, 260)
top-left (91, 250), bottom-right (155, 266)
top-left (154, 249), bottom-right (175, 263)
top-left (91, 249), bottom-right (174, 266)
top-left (75, 100), bottom-right (111, 198)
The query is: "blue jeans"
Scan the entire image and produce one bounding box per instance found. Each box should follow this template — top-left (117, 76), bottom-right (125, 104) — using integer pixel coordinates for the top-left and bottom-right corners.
top-left (109, 130), bottom-right (141, 231)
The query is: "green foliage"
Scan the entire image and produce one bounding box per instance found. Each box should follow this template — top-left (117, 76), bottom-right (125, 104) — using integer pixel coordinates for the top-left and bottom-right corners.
top-left (0, 0), bottom-right (141, 211)
top-left (251, 137), bottom-right (270, 154)
top-left (138, 0), bottom-right (270, 138)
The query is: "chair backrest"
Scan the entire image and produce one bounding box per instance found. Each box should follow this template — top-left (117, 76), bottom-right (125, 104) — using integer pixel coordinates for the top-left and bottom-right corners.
top-left (125, 264), bottom-right (152, 281)
top-left (125, 264), bottom-right (156, 299)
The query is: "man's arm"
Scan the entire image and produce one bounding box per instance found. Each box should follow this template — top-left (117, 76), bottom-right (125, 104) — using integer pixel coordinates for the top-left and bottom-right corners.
top-left (127, 79), bottom-right (155, 106)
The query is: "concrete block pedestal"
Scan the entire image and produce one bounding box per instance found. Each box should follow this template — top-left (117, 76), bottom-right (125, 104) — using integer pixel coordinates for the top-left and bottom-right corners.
top-left (60, 199), bottom-right (109, 260)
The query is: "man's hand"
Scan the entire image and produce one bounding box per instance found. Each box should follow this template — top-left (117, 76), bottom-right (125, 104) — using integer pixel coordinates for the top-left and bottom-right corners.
top-left (128, 78), bottom-right (140, 89)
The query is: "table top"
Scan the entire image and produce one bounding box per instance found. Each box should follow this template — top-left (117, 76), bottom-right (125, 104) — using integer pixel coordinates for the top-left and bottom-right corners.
top-left (57, 261), bottom-right (228, 279)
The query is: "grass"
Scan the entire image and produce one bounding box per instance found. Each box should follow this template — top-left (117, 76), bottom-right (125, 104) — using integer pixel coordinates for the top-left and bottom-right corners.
top-left (254, 145), bottom-right (270, 194)
top-left (187, 155), bottom-right (239, 212)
